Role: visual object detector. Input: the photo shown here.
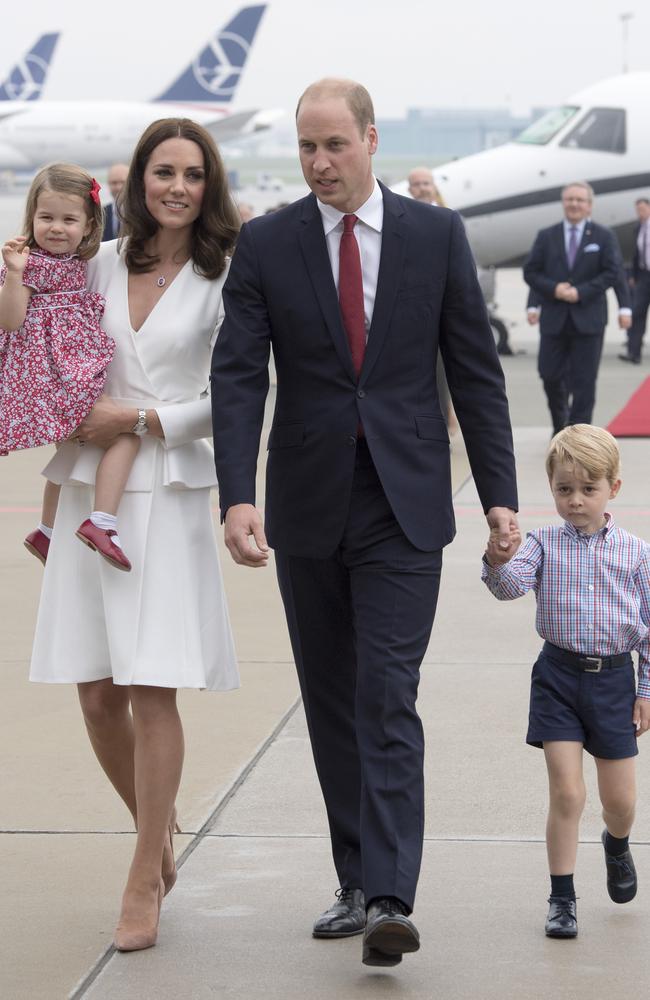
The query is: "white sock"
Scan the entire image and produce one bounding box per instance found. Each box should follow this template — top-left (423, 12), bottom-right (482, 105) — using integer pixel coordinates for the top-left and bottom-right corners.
top-left (38, 522), bottom-right (53, 539)
top-left (89, 510), bottom-right (122, 549)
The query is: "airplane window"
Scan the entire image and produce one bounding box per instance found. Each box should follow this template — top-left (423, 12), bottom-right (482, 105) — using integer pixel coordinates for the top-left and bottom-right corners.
top-left (515, 106), bottom-right (579, 145)
top-left (559, 107), bottom-right (626, 154)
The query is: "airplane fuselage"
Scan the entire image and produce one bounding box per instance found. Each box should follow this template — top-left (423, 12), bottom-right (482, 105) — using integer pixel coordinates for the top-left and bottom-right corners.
top-left (394, 73), bottom-right (650, 268)
top-left (0, 101), bottom-right (254, 170)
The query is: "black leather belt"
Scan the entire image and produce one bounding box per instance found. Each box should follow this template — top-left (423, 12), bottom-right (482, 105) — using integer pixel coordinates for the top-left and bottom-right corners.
top-left (544, 642), bottom-right (631, 673)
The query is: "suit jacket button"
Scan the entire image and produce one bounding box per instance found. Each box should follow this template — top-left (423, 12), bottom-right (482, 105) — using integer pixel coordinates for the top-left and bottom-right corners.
top-left (347, 436), bottom-right (356, 446)
top-left (357, 389), bottom-right (366, 398)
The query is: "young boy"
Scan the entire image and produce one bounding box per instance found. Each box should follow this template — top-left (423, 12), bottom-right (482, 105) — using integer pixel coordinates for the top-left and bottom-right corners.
top-left (482, 424), bottom-right (650, 938)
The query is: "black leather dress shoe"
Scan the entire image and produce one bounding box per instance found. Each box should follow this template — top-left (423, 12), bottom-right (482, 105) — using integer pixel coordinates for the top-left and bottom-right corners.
top-left (602, 830), bottom-right (637, 903)
top-left (362, 897), bottom-right (420, 966)
top-left (545, 896), bottom-right (577, 938)
top-left (312, 888), bottom-right (366, 938)
top-left (618, 352), bottom-right (641, 364)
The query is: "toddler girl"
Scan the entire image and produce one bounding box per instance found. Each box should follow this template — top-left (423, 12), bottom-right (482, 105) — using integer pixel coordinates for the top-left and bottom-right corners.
top-left (0, 162), bottom-right (138, 571)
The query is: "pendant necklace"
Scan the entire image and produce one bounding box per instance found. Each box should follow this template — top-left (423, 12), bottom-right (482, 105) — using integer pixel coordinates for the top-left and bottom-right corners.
top-left (157, 276), bottom-right (166, 287)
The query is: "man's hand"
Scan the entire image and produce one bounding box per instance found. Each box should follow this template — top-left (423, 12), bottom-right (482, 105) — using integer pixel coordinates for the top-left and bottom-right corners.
top-left (224, 503), bottom-right (269, 567)
top-left (633, 697), bottom-right (650, 736)
top-left (485, 507), bottom-right (520, 564)
top-left (618, 313), bottom-right (632, 330)
top-left (554, 282), bottom-right (579, 303)
top-left (527, 309), bottom-right (540, 326)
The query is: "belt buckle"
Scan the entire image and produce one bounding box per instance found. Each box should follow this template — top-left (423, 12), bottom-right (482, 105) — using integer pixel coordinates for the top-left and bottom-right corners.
top-left (582, 656), bottom-right (602, 673)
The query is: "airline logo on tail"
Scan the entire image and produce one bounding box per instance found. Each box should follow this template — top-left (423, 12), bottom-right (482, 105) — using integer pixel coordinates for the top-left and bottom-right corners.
top-left (0, 33), bottom-right (60, 101)
top-left (155, 5), bottom-right (267, 104)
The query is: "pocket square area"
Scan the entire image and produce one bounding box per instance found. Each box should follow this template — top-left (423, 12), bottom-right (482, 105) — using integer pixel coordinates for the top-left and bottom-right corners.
top-left (584, 243), bottom-right (600, 252)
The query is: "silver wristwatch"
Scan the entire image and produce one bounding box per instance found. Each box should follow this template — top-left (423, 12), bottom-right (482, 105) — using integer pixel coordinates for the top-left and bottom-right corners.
top-left (132, 408), bottom-right (148, 436)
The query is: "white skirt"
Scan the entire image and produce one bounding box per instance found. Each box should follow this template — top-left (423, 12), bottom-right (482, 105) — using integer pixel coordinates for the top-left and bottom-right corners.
top-left (30, 449), bottom-right (239, 691)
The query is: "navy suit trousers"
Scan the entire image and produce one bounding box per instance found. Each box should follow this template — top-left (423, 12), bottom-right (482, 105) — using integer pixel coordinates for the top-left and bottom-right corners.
top-left (629, 272), bottom-right (650, 360)
top-left (537, 317), bottom-right (604, 432)
top-left (274, 440), bottom-right (442, 911)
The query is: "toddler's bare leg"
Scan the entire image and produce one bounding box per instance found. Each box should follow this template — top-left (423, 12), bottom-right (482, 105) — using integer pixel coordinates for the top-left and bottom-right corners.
top-left (94, 434), bottom-right (140, 516)
top-left (543, 741), bottom-right (585, 874)
top-left (41, 480), bottom-right (60, 529)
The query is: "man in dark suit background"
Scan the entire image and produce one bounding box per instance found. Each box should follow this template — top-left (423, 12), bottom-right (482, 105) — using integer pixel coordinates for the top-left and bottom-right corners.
top-left (101, 162), bottom-right (129, 241)
top-left (210, 78), bottom-right (519, 968)
top-left (619, 196), bottom-right (650, 364)
top-left (524, 182), bottom-right (625, 433)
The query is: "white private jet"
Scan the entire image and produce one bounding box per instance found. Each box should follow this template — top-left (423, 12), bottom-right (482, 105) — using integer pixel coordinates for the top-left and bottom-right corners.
top-left (393, 72), bottom-right (650, 268)
top-left (0, 6), bottom-right (282, 170)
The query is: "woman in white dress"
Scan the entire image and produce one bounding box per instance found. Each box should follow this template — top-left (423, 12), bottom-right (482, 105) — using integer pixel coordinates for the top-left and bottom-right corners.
top-left (30, 118), bottom-right (241, 950)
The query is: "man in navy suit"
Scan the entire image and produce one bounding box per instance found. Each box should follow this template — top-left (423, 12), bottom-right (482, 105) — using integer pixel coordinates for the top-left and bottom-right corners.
top-left (619, 196), bottom-right (650, 364)
top-left (210, 78), bottom-right (518, 967)
top-left (101, 162), bottom-right (129, 241)
top-left (524, 182), bottom-right (625, 433)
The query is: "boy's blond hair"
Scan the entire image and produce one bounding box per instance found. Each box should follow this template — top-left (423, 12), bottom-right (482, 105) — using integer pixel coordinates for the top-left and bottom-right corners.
top-left (546, 424), bottom-right (621, 485)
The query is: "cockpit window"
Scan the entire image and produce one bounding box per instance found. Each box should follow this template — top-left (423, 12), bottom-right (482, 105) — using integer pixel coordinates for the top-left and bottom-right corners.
top-left (559, 107), bottom-right (626, 154)
top-left (515, 106), bottom-right (579, 145)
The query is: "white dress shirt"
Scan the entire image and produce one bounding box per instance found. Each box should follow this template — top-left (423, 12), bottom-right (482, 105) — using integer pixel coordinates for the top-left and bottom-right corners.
top-left (637, 220), bottom-right (650, 270)
top-left (563, 217), bottom-right (587, 256)
top-left (316, 178), bottom-right (383, 333)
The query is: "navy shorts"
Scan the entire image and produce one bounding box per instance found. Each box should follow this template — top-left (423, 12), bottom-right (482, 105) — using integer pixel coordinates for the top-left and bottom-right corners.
top-left (527, 643), bottom-right (638, 759)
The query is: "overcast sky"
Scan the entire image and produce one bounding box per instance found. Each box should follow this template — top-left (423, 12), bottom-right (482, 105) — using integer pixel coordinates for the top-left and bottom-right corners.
top-left (1, 0), bottom-right (648, 120)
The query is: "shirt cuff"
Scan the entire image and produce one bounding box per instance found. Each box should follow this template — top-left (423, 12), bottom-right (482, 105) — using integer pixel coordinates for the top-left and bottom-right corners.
top-left (618, 307), bottom-right (632, 315)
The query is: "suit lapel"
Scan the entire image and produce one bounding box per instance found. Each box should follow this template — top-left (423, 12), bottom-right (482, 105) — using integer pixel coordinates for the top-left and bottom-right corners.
top-left (555, 223), bottom-right (566, 265)
top-left (360, 183), bottom-right (407, 383)
top-left (298, 195), bottom-right (356, 381)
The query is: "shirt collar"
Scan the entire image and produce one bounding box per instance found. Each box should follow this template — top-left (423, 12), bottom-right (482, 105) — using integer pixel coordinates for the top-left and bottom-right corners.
top-left (563, 217), bottom-right (588, 238)
top-left (317, 178), bottom-right (383, 236)
top-left (562, 511), bottom-right (615, 540)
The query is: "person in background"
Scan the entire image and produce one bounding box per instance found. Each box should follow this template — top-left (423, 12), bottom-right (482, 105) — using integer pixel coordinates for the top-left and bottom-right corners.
top-left (524, 182), bottom-right (626, 434)
top-left (102, 163), bottom-right (129, 241)
top-left (619, 196), bottom-right (650, 365)
top-left (407, 166), bottom-right (446, 207)
top-left (237, 201), bottom-right (256, 223)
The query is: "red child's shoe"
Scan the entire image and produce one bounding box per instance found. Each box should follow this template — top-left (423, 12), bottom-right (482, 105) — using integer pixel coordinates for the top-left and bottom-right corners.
top-left (24, 528), bottom-right (50, 565)
top-left (75, 519), bottom-right (132, 572)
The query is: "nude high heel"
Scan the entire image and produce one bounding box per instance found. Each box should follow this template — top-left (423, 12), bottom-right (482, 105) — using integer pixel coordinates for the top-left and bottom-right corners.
top-left (113, 878), bottom-right (164, 952)
top-left (162, 812), bottom-right (182, 897)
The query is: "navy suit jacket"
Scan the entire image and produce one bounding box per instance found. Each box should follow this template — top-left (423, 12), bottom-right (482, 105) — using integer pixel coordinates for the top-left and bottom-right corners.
top-left (211, 182), bottom-right (517, 558)
top-left (101, 203), bottom-right (119, 242)
top-left (632, 223), bottom-right (649, 281)
top-left (523, 220), bottom-right (623, 336)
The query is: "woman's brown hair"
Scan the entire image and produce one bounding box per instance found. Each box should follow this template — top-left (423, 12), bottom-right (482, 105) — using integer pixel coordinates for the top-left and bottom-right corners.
top-left (22, 163), bottom-right (104, 260)
top-left (120, 118), bottom-right (240, 280)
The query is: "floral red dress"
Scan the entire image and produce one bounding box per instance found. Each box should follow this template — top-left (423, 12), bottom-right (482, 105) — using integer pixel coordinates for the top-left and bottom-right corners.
top-left (0, 250), bottom-right (114, 454)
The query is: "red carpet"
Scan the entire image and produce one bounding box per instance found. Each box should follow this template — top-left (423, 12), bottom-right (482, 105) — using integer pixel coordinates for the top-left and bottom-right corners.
top-left (607, 376), bottom-right (650, 437)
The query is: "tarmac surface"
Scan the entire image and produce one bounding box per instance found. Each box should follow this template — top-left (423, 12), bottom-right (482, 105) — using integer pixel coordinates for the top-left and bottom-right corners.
top-left (1, 267), bottom-right (649, 999)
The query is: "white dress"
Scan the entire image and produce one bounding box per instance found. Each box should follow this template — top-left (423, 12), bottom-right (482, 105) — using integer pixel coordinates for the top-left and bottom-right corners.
top-left (30, 240), bottom-right (239, 691)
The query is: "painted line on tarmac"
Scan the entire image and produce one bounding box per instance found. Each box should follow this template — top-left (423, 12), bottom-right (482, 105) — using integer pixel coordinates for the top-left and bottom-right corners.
top-left (67, 696), bottom-right (302, 1000)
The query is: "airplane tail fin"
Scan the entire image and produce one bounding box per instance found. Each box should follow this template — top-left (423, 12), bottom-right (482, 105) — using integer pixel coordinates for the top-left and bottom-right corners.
top-left (0, 33), bottom-right (60, 101)
top-left (153, 5), bottom-right (266, 105)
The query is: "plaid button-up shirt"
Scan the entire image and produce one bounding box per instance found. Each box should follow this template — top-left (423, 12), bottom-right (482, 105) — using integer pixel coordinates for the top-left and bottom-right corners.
top-left (482, 515), bottom-right (650, 698)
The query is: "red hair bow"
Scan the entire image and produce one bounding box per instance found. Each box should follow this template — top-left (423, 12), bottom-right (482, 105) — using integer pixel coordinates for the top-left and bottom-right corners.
top-left (89, 178), bottom-right (101, 205)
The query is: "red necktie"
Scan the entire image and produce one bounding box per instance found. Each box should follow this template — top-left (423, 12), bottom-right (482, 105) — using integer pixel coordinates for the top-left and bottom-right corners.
top-left (338, 214), bottom-right (366, 377)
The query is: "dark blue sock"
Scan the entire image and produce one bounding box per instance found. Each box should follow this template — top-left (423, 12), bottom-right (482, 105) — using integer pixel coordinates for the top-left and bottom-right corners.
top-left (550, 874), bottom-right (575, 900)
top-left (605, 831), bottom-right (629, 856)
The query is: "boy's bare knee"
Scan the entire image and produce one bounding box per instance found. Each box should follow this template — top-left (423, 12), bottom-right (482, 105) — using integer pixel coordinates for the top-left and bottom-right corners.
top-left (550, 782), bottom-right (586, 818)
